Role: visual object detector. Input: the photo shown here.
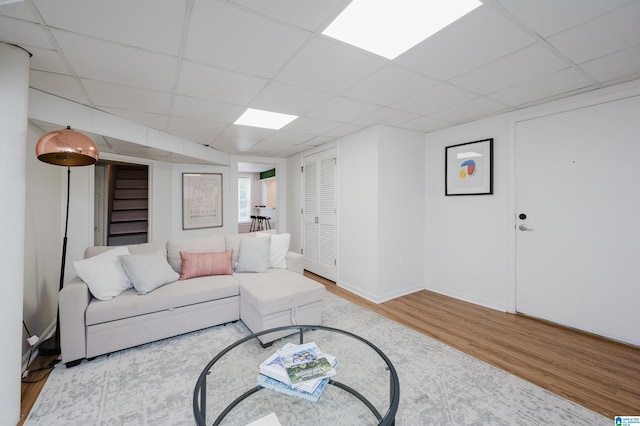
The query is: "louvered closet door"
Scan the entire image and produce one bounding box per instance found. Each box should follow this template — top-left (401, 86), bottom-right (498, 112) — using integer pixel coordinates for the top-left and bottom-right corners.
top-left (302, 148), bottom-right (337, 281)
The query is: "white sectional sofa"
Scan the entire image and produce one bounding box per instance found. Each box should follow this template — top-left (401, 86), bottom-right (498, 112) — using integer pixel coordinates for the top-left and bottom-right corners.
top-left (59, 232), bottom-right (325, 367)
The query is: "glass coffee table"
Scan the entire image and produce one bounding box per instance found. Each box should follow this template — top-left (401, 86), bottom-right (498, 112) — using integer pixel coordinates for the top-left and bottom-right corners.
top-left (193, 325), bottom-right (399, 425)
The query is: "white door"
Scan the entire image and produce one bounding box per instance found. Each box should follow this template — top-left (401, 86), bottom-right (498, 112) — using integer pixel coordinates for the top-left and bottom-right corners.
top-left (515, 95), bottom-right (640, 346)
top-left (303, 148), bottom-right (337, 281)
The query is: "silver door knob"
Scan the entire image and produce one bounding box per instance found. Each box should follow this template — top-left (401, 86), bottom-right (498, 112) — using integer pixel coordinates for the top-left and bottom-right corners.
top-left (519, 224), bottom-right (533, 231)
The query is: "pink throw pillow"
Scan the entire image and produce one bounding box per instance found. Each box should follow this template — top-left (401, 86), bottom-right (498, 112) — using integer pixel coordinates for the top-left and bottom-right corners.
top-left (179, 250), bottom-right (233, 280)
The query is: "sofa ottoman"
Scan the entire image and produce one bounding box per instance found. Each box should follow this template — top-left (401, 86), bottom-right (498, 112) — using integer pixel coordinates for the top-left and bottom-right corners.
top-left (237, 269), bottom-right (325, 345)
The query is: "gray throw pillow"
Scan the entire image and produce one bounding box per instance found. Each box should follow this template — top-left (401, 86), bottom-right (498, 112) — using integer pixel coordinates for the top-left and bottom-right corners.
top-left (236, 235), bottom-right (271, 273)
top-left (119, 250), bottom-right (179, 294)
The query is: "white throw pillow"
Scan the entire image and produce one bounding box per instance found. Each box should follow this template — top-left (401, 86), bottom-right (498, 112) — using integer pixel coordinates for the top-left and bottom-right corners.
top-left (73, 246), bottom-right (132, 300)
top-left (236, 235), bottom-right (271, 273)
top-left (256, 232), bottom-right (290, 269)
top-left (119, 250), bottom-right (179, 294)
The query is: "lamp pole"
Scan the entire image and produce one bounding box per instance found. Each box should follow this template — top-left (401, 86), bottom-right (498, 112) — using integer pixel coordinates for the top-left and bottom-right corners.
top-left (39, 167), bottom-right (70, 355)
top-left (35, 127), bottom-right (98, 357)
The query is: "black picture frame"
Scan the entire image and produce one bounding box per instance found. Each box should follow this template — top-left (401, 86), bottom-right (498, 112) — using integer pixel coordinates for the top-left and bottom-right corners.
top-left (445, 138), bottom-right (493, 196)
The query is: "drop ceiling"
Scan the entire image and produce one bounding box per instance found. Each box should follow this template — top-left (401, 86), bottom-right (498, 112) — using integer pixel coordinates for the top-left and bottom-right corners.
top-left (2, 0), bottom-right (639, 161)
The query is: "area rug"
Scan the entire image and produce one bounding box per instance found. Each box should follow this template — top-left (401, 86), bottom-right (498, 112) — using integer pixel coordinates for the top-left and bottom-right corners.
top-left (25, 292), bottom-right (608, 425)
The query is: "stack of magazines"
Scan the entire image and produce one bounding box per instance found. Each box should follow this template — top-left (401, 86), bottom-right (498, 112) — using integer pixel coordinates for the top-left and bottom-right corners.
top-left (258, 341), bottom-right (337, 402)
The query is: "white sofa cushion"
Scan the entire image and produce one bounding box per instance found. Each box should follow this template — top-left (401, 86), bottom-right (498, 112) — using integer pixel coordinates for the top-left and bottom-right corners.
top-left (236, 269), bottom-right (325, 316)
top-left (73, 246), bottom-right (132, 301)
top-left (256, 232), bottom-right (290, 269)
top-left (119, 249), bottom-right (179, 294)
top-left (236, 235), bottom-right (271, 273)
top-left (85, 274), bottom-right (240, 325)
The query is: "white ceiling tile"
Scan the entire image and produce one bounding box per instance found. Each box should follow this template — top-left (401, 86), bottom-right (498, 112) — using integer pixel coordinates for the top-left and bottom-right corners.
top-left (450, 44), bottom-right (569, 95)
top-left (185, 1), bottom-right (309, 78)
top-left (308, 97), bottom-right (380, 122)
top-left (167, 131), bottom-right (213, 145)
top-left (579, 44), bottom-right (640, 84)
top-left (430, 97), bottom-right (510, 123)
top-left (52, 29), bottom-right (177, 91)
top-left (281, 115), bottom-right (341, 134)
top-left (29, 46), bottom-right (70, 74)
top-left (279, 143), bottom-right (317, 157)
top-left (251, 140), bottom-right (297, 153)
top-left (264, 131), bottom-right (314, 144)
top-left (351, 107), bottom-right (420, 127)
top-left (212, 136), bottom-right (259, 153)
top-left (497, 0), bottom-right (632, 38)
top-left (251, 82), bottom-right (332, 116)
top-left (100, 107), bottom-right (169, 131)
top-left (229, 0), bottom-right (348, 32)
top-left (0, 2), bottom-right (38, 22)
top-left (344, 64), bottom-right (439, 105)
top-left (393, 83), bottom-right (478, 115)
top-left (169, 116), bottom-right (227, 136)
top-left (221, 124), bottom-right (275, 141)
top-left (5, 0), bottom-right (640, 161)
top-left (323, 123), bottom-right (363, 138)
top-left (33, 0), bottom-right (186, 55)
top-left (548, 1), bottom-right (640, 64)
top-left (28, 70), bottom-right (90, 104)
top-left (0, 15), bottom-right (54, 49)
top-left (396, 6), bottom-right (534, 80)
top-left (488, 68), bottom-right (596, 106)
top-left (172, 96), bottom-right (244, 123)
top-left (82, 80), bottom-right (172, 114)
top-left (177, 60), bottom-right (268, 105)
top-left (401, 116), bottom-right (454, 133)
top-left (276, 35), bottom-right (387, 94)
top-left (300, 135), bottom-right (335, 147)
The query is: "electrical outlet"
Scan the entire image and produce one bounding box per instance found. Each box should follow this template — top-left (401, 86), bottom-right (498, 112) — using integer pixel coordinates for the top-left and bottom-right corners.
top-left (27, 335), bottom-right (39, 346)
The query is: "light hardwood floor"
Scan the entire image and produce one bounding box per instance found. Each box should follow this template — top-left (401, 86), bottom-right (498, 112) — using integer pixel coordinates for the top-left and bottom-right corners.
top-left (304, 272), bottom-right (640, 419)
top-left (19, 273), bottom-right (640, 424)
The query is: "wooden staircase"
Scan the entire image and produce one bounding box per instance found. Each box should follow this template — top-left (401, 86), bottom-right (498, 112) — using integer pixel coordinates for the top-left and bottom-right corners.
top-left (107, 165), bottom-right (148, 246)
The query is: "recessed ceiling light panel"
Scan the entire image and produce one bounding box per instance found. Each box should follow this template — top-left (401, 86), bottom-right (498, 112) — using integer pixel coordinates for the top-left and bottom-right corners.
top-left (234, 108), bottom-right (298, 130)
top-left (323, 0), bottom-right (481, 60)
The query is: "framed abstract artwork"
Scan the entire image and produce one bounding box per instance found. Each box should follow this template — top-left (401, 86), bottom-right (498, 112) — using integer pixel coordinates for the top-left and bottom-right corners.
top-left (182, 173), bottom-right (223, 229)
top-left (445, 138), bottom-right (493, 196)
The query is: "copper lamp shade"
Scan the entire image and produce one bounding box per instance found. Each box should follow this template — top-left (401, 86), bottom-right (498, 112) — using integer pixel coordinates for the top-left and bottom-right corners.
top-left (35, 126), bottom-right (98, 166)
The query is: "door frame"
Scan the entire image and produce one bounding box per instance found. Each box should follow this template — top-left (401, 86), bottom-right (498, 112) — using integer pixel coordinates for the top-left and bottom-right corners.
top-left (507, 85), bottom-right (640, 315)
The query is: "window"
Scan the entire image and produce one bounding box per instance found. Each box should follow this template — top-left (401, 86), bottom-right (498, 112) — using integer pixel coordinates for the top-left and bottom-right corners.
top-left (238, 177), bottom-right (251, 222)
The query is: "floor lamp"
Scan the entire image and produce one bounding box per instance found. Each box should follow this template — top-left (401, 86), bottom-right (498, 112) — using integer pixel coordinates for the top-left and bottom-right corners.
top-left (35, 126), bottom-right (98, 356)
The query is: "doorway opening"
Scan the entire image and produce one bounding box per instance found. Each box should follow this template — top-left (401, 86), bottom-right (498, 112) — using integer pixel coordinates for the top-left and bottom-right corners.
top-left (237, 162), bottom-right (278, 234)
top-left (95, 160), bottom-right (149, 246)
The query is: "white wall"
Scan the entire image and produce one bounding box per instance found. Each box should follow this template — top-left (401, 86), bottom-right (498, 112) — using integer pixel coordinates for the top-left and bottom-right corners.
top-left (377, 126), bottom-right (425, 300)
top-left (338, 128), bottom-right (380, 298)
top-left (286, 155), bottom-right (303, 254)
top-left (424, 80), bottom-right (640, 314)
top-left (301, 125), bottom-right (426, 302)
top-left (424, 116), bottom-right (511, 310)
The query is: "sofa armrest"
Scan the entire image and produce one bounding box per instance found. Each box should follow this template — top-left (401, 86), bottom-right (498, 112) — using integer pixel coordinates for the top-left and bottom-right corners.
top-left (59, 276), bottom-right (90, 364)
top-left (286, 251), bottom-right (305, 275)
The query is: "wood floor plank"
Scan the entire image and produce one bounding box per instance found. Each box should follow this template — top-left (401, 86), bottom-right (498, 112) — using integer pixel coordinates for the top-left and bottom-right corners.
top-left (305, 272), bottom-right (640, 419)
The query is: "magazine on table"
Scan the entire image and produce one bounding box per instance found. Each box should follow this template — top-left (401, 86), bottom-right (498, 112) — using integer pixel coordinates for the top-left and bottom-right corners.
top-left (276, 342), bottom-right (337, 385)
top-left (257, 373), bottom-right (330, 403)
top-left (259, 342), bottom-right (337, 393)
